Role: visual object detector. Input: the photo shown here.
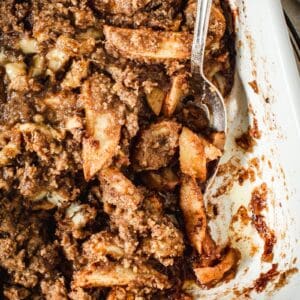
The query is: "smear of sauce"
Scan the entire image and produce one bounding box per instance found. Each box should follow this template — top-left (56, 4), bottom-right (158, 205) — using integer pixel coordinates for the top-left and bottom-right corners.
top-left (248, 80), bottom-right (259, 94)
top-left (213, 157), bottom-right (259, 197)
top-left (274, 268), bottom-right (298, 289)
top-left (253, 264), bottom-right (279, 293)
top-left (250, 183), bottom-right (276, 262)
top-left (235, 119), bottom-right (261, 152)
top-left (235, 264), bottom-right (279, 297)
top-left (235, 265), bottom-right (298, 297)
top-left (231, 205), bottom-right (251, 226)
top-left (235, 131), bottom-right (256, 152)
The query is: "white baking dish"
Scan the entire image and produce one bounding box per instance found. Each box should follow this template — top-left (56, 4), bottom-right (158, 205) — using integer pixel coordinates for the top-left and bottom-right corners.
top-left (187, 0), bottom-right (300, 298)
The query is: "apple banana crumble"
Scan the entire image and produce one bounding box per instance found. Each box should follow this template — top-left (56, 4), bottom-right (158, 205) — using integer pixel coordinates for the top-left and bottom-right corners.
top-left (0, 0), bottom-right (237, 299)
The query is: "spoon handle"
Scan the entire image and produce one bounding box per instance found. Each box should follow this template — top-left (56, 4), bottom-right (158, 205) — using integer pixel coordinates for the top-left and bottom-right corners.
top-left (191, 0), bottom-right (213, 75)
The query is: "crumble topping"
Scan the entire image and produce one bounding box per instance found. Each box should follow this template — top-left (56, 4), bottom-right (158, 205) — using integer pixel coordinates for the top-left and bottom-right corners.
top-left (0, 0), bottom-right (237, 298)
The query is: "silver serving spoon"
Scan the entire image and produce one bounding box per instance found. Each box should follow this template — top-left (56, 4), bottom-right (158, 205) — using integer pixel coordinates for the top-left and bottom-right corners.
top-left (191, 0), bottom-right (227, 189)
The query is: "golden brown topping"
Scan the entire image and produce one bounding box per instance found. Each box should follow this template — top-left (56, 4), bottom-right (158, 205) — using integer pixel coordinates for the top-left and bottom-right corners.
top-left (133, 120), bottom-right (181, 171)
top-left (5, 62), bottom-right (28, 91)
top-left (80, 73), bottom-right (115, 111)
top-left (56, 35), bottom-right (95, 57)
top-left (72, 7), bottom-right (96, 29)
top-left (0, 128), bottom-right (21, 167)
top-left (61, 59), bottom-right (89, 89)
top-left (106, 287), bottom-right (136, 300)
top-left (83, 231), bottom-right (125, 262)
top-left (46, 35), bottom-right (95, 73)
top-left (106, 287), bottom-right (135, 300)
top-left (94, 0), bottom-right (152, 16)
top-left (40, 278), bottom-right (68, 300)
top-left (99, 167), bottom-right (143, 209)
top-left (0, 0), bottom-right (235, 297)
top-left (142, 218), bottom-right (184, 266)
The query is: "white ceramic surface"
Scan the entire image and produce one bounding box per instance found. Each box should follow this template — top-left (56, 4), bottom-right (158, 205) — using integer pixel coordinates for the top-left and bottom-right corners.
top-left (187, 0), bottom-right (300, 298)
